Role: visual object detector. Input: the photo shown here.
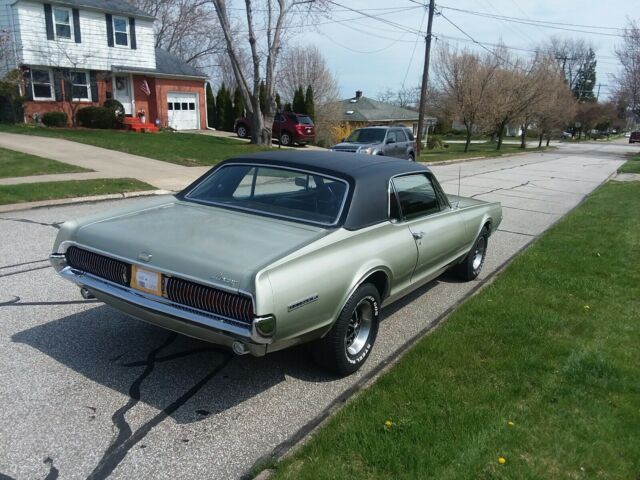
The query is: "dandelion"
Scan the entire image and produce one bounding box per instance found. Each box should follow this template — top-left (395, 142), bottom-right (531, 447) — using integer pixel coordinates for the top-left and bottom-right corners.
top-left (384, 420), bottom-right (393, 430)
top-left (596, 252), bottom-right (601, 257)
top-left (498, 456), bottom-right (506, 465)
top-left (584, 305), bottom-right (590, 310)
top-left (507, 421), bottom-right (515, 427)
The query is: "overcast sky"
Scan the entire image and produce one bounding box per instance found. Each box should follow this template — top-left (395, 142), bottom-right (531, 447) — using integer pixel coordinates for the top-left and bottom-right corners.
top-left (299, 0), bottom-right (633, 101)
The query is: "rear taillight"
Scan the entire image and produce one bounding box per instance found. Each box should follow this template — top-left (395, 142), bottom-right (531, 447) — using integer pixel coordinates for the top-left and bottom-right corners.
top-left (296, 124), bottom-right (305, 132)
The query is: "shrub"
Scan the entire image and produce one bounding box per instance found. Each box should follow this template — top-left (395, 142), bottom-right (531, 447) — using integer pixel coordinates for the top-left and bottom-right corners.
top-left (76, 106), bottom-right (118, 129)
top-left (427, 134), bottom-right (443, 150)
top-left (103, 99), bottom-right (125, 124)
top-left (41, 111), bottom-right (68, 127)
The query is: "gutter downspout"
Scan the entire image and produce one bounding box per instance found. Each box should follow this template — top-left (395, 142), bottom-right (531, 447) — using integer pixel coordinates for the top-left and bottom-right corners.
top-left (204, 80), bottom-right (215, 131)
top-left (8, 0), bottom-right (24, 122)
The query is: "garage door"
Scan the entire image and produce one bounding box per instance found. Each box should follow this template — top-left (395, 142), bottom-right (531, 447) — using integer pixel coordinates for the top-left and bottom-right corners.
top-left (167, 93), bottom-right (199, 130)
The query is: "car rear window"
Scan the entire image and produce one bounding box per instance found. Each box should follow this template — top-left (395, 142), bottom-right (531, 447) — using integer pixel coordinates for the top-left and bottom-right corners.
top-left (296, 115), bottom-right (314, 125)
top-left (185, 164), bottom-right (349, 226)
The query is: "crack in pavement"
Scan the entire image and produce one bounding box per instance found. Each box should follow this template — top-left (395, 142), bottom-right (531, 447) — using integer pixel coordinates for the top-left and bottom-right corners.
top-left (86, 333), bottom-right (233, 480)
top-left (0, 258), bottom-right (49, 270)
top-left (0, 217), bottom-right (61, 230)
top-left (471, 181), bottom-right (530, 198)
top-left (0, 265), bottom-right (50, 279)
top-left (0, 296), bottom-right (20, 306)
top-left (2, 299), bottom-right (99, 307)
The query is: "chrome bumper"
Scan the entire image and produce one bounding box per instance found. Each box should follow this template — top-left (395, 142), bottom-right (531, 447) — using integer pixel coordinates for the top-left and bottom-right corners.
top-left (50, 254), bottom-right (273, 356)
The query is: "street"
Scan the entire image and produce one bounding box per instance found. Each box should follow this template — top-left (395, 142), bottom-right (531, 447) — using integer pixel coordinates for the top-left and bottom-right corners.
top-left (0, 141), bottom-right (631, 480)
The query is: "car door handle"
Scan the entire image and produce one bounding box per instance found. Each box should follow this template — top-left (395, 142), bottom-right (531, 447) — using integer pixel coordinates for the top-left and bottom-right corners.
top-left (412, 231), bottom-right (424, 240)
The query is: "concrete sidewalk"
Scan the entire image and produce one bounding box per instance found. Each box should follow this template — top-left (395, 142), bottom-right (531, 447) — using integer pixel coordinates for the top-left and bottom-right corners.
top-left (0, 132), bottom-right (208, 191)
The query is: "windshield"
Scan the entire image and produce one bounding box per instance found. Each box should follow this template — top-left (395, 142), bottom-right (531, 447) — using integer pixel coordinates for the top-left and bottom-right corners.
top-left (346, 128), bottom-right (386, 144)
top-left (185, 165), bottom-right (349, 226)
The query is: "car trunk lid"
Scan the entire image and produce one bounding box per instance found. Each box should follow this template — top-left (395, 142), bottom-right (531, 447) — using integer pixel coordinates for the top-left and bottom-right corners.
top-left (73, 200), bottom-right (329, 292)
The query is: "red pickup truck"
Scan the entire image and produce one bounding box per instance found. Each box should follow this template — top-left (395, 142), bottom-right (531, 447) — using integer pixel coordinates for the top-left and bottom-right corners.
top-left (234, 112), bottom-right (315, 146)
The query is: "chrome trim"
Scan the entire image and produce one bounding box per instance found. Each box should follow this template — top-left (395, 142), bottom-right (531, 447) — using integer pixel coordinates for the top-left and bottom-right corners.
top-left (182, 163), bottom-right (351, 228)
top-left (49, 253), bottom-right (67, 272)
top-left (57, 266), bottom-right (273, 344)
top-left (55, 241), bottom-right (256, 305)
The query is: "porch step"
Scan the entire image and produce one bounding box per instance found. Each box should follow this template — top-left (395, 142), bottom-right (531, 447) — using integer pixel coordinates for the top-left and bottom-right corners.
top-left (123, 116), bottom-right (158, 133)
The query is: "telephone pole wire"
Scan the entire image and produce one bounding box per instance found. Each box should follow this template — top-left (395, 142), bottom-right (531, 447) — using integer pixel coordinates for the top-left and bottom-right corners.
top-left (416, 0), bottom-right (436, 156)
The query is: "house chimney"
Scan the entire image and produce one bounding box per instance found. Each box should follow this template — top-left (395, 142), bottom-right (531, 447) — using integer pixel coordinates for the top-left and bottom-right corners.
top-left (355, 90), bottom-right (363, 99)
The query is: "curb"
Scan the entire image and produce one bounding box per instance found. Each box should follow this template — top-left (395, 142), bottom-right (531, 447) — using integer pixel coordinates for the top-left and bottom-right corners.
top-left (0, 189), bottom-right (173, 213)
top-left (421, 147), bottom-right (556, 167)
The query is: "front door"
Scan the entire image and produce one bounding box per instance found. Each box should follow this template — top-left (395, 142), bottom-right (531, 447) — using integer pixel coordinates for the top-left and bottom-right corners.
top-left (113, 75), bottom-right (133, 115)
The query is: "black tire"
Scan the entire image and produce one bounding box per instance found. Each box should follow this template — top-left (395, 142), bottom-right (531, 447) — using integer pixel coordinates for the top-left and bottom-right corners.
top-left (280, 132), bottom-right (292, 146)
top-left (312, 283), bottom-right (381, 375)
top-left (408, 152), bottom-right (415, 161)
top-left (454, 226), bottom-right (490, 281)
top-left (236, 125), bottom-right (248, 138)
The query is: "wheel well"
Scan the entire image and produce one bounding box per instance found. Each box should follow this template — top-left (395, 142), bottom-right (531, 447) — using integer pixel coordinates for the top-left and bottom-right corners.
top-left (483, 220), bottom-right (492, 233)
top-left (363, 270), bottom-right (389, 299)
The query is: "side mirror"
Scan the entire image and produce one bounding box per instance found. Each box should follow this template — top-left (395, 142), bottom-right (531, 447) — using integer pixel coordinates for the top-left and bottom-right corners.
top-left (294, 177), bottom-right (308, 188)
top-left (386, 138), bottom-right (395, 144)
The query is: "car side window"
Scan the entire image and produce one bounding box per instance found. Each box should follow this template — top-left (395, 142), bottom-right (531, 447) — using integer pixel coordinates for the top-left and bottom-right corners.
top-left (395, 129), bottom-right (407, 142)
top-left (392, 174), bottom-right (441, 220)
top-left (386, 131), bottom-right (396, 143)
top-left (388, 184), bottom-right (401, 221)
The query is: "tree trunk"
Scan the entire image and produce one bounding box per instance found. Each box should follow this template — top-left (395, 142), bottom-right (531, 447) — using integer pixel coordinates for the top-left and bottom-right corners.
top-left (464, 129), bottom-right (472, 152)
top-left (546, 136), bottom-right (551, 147)
top-left (538, 133), bottom-right (543, 148)
top-left (520, 124), bottom-right (527, 149)
top-left (496, 124), bottom-right (505, 150)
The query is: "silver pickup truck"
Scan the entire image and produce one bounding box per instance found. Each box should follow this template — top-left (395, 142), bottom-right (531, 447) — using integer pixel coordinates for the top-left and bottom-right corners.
top-left (50, 151), bottom-right (502, 375)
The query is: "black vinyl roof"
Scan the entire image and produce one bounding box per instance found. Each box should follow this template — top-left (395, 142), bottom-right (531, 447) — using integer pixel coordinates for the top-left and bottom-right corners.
top-left (202, 151), bottom-right (433, 230)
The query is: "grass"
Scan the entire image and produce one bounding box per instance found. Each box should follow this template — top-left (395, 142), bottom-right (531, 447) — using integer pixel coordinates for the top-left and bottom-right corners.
top-left (420, 142), bottom-right (552, 163)
top-left (272, 180), bottom-right (640, 479)
top-left (0, 146), bottom-right (90, 178)
top-left (618, 154), bottom-right (640, 174)
top-left (0, 178), bottom-right (154, 205)
top-left (0, 124), bottom-right (269, 167)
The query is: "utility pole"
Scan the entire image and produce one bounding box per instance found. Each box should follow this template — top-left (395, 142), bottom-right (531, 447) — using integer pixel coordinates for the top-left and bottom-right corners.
top-left (416, 0), bottom-right (435, 156)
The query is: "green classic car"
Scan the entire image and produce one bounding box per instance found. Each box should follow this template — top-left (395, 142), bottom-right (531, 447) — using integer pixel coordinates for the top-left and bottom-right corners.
top-left (50, 151), bottom-right (502, 375)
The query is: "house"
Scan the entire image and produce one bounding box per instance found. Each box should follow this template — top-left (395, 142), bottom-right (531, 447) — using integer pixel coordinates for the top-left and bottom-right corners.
top-left (0, 0), bottom-right (208, 130)
top-left (322, 90), bottom-right (436, 136)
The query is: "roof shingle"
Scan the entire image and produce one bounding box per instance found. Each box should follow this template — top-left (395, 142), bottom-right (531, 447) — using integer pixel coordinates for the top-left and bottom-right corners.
top-left (50, 0), bottom-right (154, 19)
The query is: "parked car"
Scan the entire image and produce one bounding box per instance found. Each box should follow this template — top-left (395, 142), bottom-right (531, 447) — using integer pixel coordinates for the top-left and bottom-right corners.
top-left (330, 126), bottom-right (417, 161)
top-left (50, 152), bottom-right (502, 375)
top-left (629, 131), bottom-right (640, 144)
top-left (234, 112), bottom-right (315, 146)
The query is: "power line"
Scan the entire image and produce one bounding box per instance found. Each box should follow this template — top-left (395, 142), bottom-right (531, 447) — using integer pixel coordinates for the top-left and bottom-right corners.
top-left (326, 0), bottom-right (424, 36)
top-left (401, 5), bottom-right (429, 89)
top-left (437, 5), bottom-right (625, 37)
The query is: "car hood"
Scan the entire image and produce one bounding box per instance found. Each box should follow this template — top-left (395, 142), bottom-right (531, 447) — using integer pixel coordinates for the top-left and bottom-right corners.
top-left (68, 199), bottom-right (329, 292)
top-left (331, 141), bottom-right (381, 151)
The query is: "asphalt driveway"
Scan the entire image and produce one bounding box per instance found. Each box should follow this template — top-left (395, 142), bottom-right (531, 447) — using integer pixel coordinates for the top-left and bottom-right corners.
top-left (0, 141), bottom-right (632, 479)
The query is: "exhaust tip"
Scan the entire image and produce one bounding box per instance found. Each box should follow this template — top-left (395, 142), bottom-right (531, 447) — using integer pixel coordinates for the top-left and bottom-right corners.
top-left (232, 341), bottom-right (249, 356)
top-left (80, 287), bottom-right (95, 300)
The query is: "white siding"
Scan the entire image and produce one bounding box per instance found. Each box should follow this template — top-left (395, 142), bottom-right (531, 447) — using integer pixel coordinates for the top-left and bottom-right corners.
top-left (0, 0), bottom-right (19, 76)
top-left (15, 1), bottom-right (155, 71)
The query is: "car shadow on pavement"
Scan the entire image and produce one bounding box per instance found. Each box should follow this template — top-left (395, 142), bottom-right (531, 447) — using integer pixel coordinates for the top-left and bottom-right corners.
top-left (12, 304), bottom-right (336, 424)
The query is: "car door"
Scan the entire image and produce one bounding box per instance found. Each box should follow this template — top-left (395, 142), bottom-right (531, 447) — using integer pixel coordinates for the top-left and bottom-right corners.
top-left (384, 130), bottom-right (398, 157)
top-left (391, 173), bottom-right (467, 283)
top-left (394, 128), bottom-right (409, 159)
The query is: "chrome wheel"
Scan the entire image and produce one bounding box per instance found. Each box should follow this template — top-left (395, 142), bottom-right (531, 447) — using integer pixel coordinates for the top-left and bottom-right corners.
top-left (345, 298), bottom-right (374, 356)
top-left (237, 126), bottom-right (247, 138)
top-left (472, 236), bottom-right (486, 272)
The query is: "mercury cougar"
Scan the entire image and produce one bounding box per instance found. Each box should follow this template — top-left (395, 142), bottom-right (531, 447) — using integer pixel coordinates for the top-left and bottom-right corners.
top-left (50, 151), bottom-right (502, 374)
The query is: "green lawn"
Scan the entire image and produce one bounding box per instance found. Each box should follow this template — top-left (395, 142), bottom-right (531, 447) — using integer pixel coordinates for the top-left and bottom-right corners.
top-left (618, 154), bottom-right (640, 174)
top-left (0, 178), bottom-right (154, 205)
top-left (0, 146), bottom-right (90, 178)
top-left (0, 124), bottom-right (269, 167)
top-left (420, 142), bottom-right (552, 163)
top-left (271, 180), bottom-right (640, 479)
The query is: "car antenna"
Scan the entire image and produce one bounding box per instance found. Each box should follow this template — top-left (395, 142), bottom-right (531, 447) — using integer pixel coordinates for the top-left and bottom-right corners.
top-left (455, 165), bottom-right (461, 209)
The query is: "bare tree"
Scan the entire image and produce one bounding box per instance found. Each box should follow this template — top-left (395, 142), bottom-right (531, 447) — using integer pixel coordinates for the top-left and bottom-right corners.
top-left (614, 19), bottom-right (640, 122)
top-left (211, 0), bottom-right (327, 146)
top-left (129, 0), bottom-right (224, 67)
top-left (434, 46), bottom-right (499, 152)
top-left (277, 45), bottom-right (338, 104)
top-left (375, 85), bottom-right (420, 109)
top-left (543, 36), bottom-right (595, 91)
top-left (534, 74), bottom-right (576, 147)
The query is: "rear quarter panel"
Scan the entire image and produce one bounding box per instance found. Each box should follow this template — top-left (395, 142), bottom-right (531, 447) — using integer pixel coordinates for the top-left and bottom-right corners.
top-left (262, 222), bottom-right (417, 350)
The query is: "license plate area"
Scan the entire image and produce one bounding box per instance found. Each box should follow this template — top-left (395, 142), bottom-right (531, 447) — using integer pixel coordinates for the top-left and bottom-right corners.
top-left (131, 265), bottom-right (162, 296)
